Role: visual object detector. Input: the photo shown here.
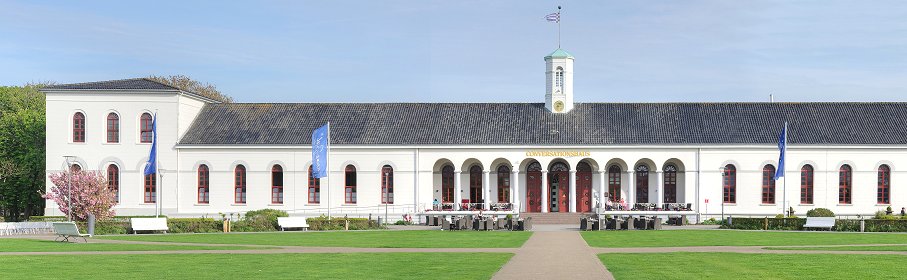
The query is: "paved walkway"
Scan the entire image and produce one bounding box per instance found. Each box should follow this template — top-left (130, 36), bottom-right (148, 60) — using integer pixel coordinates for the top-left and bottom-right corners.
top-left (493, 231), bottom-right (614, 279)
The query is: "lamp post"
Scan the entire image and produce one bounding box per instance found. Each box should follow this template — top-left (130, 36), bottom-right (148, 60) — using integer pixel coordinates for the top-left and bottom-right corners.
top-left (719, 166), bottom-right (727, 222)
top-left (62, 155), bottom-right (76, 221)
top-left (157, 168), bottom-right (166, 218)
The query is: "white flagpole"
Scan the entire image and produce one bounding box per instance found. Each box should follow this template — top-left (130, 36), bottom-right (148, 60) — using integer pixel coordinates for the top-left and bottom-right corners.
top-left (557, 6), bottom-right (562, 48)
top-left (326, 122), bottom-right (331, 220)
top-left (154, 111), bottom-right (160, 218)
top-left (782, 121), bottom-right (788, 217)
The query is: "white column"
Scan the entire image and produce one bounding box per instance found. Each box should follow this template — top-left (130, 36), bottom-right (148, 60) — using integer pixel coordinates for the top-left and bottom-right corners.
top-left (599, 171), bottom-right (607, 211)
top-left (569, 170), bottom-right (577, 213)
top-left (453, 171), bottom-right (462, 210)
top-left (541, 171), bottom-right (549, 213)
top-left (511, 170), bottom-right (519, 204)
top-left (482, 170), bottom-right (490, 210)
top-left (627, 170), bottom-right (635, 207)
top-left (656, 171), bottom-right (664, 207)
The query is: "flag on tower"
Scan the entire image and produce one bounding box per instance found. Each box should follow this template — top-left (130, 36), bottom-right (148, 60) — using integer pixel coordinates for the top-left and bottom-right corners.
top-left (545, 12), bottom-right (560, 22)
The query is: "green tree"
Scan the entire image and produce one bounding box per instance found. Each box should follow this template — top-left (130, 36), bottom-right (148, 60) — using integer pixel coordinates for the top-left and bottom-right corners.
top-left (0, 85), bottom-right (47, 221)
top-left (146, 75), bottom-right (233, 103)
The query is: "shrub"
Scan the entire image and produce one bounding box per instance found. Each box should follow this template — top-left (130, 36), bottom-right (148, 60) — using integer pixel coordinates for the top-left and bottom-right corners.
top-left (75, 221), bottom-right (130, 235)
top-left (875, 211), bottom-right (888, 219)
top-left (723, 217), bottom-right (805, 230)
top-left (806, 208), bottom-right (835, 217)
top-left (700, 218), bottom-right (723, 225)
top-left (168, 218), bottom-right (222, 233)
top-left (231, 209), bottom-right (288, 232)
top-left (306, 215), bottom-right (382, 231)
top-left (775, 214), bottom-right (784, 219)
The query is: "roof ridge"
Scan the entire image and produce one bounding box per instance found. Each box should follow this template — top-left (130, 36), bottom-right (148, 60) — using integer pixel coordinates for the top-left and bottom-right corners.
top-left (44, 77), bottom-right (180, 91)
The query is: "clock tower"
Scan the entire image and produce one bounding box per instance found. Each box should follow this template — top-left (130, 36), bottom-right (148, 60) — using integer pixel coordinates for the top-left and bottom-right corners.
top-left (545, 49), bottom-right (574, 113)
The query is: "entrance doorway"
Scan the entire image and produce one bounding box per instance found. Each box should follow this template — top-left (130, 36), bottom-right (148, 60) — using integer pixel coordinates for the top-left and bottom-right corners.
top-left (549, 162), bottom-right (569, 212)
top-left (577, 162), bottom-right (593, 212)
top-left (526, 162), bottom-right (542, 212)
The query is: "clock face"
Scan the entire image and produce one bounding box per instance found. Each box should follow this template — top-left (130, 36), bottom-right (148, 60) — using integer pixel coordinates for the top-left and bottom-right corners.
top-left (554, 101), bottom-right (564, 112)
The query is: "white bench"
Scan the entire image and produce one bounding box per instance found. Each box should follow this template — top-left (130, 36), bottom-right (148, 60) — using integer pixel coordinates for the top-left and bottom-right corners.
top-left (278, 217), bottom-right (309, 231)
top-left (131, 218), bottom-right (169, 234)
top-left (803, 217), bottom-right (835, 230)
top-left (53, 222), bottom-right (90, 242)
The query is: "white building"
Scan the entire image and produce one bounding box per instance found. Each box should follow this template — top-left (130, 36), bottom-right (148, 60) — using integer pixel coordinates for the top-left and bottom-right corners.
top-left (43, 49), bottom-right (906, 221)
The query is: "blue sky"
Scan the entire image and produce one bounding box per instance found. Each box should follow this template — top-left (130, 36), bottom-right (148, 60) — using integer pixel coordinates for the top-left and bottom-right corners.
top-left (1, 1), bottom-right (906, 102)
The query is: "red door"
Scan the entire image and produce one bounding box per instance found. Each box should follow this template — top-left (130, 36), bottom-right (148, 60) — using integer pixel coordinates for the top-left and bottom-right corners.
top-left (526, 171), bottom-right (542, 212)
top-left (577, 171), bottom-right (592, 212)
top-left (550, 171), bottom-right (569, 212)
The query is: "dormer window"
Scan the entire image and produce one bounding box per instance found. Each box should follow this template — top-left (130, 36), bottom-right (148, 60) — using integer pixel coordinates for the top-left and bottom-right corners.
top-left (555, 67), bottom-right (564, 93)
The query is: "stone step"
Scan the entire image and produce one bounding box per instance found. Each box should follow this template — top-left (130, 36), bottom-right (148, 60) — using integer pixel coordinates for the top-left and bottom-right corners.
top-left (519, 212), bottom-right (591, 224)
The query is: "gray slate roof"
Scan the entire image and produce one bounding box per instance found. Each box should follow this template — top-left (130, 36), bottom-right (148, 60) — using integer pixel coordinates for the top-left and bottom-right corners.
top-left (178, 102), bottom-right (907, 146)
top-left (44, 78), bottom-right (179, 91)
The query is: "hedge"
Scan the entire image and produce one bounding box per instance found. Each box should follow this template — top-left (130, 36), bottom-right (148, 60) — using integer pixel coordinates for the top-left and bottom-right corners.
top-left (724, 217), bottom-right (907, 232)
top-left (306, 216), bottom-right (382, 231)
top-left (723, 217), bottom-right (805, 230)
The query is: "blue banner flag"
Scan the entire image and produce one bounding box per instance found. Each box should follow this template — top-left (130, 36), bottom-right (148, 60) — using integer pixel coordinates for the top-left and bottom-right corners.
top-left (143, 113), bottom-right (157, 176)
top-left (774, 123), bottom-right (787, 180)
top-left (311, 123), bottom-right (329, 178)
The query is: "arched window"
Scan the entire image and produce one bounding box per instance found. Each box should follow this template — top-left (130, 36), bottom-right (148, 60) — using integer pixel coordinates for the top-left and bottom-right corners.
top-left (497, 166), bottom-right (511, 203)
top-left (140, 113), bottom-right (153, 143)
top-left (878, 165), bottom-right (891, 204)
top-left (106, 113), bottom-right (119, 143)
top-left (382, 165), bottom-right (394, 204)
top-left (608, 165), bottom-right (621, 202)
top-left (72, 112), bottom-right (85, 143)
top-left (107, 164), bottom-right (119, 203)
top-left (198, 165), bottom-right (209, 204)
top-left (800, 165), bottom-right (814, 204)
top-left (635, 165), bottom-right (649, 203)
top-left (345, 165), bottom-right (357, 204)
top-left (308, 166), bottom-right (320, 204)
top-left (762, 165), bottom-right (776, 204)
top-left (839, 165), bottom-right (852, 204)
top-left (663, 164), bottom-right (677, 203)
top-left (272, 165), bottom-right (283, 204)
top-left (555, 67), bottom-right (564, 92)
top-left (70, 163), bottom-right (82, 173)
top-left (234, 165), bottom-right (246, 204)
top-left (144, 170), bottom-right (155, 203)
top-left (469, 165), bottom-right (483, 204)
top-left (441, 165), bottom-right (454, 203)
top-left (722, 164), bottom-right (736, 203)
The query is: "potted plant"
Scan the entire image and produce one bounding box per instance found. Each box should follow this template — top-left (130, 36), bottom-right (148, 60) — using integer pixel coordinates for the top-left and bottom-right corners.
top-left (886, 206), bottom-right (893, 215)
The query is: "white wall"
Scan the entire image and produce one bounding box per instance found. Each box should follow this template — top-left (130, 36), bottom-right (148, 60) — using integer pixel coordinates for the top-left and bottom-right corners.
top-left (45, 91), bottom-right (907, 219)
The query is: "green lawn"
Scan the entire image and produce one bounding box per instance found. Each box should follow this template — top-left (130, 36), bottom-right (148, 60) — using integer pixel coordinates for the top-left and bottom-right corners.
top-left (599, 252), bottom-right (907, 279)
top-left (582, 230), bottom-right (907, 247)
top-left (101, 230), bottom-right (532, 248)
top-left (0, 238), bottom-right (268, 252)
top-left (0, 253), bottom-right (512, 279)
top-left (765, 245), bottom-right (907, 251)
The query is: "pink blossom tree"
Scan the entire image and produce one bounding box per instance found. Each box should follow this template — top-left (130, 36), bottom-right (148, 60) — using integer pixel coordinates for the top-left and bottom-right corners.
top-left (44, 170), bottom-right (117, 221)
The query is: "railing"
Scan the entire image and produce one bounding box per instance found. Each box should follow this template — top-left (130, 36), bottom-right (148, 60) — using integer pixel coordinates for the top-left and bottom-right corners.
top-left (0, 222), bottom-right (54, 236)
top-left (601, 202), bottom-right (694, 211)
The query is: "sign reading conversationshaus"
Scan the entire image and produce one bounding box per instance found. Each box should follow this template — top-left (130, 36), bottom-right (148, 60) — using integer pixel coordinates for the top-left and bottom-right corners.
top-left (524, 151), bottom-right (591, 157)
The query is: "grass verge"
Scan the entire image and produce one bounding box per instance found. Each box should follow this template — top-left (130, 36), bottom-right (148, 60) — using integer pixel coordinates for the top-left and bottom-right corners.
top-left (0, 253), bottom-right (513, 279)
top-left (101, 230), bottom-right (532, 248)
top-left (582, 230), bottom-right (907, 247)
top-left (764, 245), bottom-right (907, 251)
top-left (0, 238), bottom-right (267, 252)
top-left (599, 252), bottom-right (907, 279)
